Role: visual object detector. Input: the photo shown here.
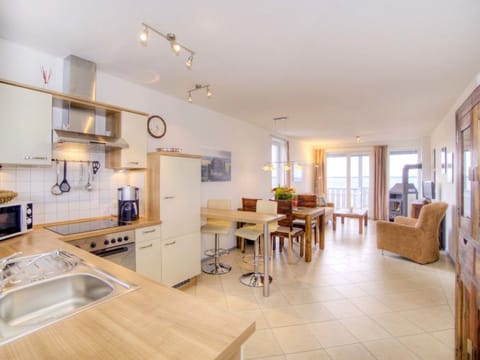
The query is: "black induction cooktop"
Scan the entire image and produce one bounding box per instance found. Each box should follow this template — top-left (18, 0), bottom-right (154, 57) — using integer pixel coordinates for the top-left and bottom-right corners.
top-left (46, 219), bottom-right (126, 236)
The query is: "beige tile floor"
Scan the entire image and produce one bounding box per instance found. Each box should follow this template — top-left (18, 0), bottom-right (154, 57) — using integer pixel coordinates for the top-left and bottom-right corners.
top-left (184, 219), bottom-right (455, 359)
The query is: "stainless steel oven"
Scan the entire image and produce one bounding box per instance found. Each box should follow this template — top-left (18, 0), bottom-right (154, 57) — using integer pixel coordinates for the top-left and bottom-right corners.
top-left (69, 230), bottom-right (136, 271)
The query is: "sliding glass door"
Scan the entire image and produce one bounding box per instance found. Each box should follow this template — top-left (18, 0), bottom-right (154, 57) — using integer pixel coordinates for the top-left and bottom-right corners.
top-left (327, 153), bottom-right (370, 209)
top-left (350, 155), bottom-right (370, 209)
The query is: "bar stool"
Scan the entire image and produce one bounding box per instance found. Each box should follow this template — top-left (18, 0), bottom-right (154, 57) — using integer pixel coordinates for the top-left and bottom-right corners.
top-left (201, 199), bottom-right (233, 275)
top-left (235, 200), bottom-right (278, 287)
top-left (237, 197), bottom-right (259, 253)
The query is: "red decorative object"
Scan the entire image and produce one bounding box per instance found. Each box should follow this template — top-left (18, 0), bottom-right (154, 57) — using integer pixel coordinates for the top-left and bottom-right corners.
top-left (41, 66), bottom-right (52, 87)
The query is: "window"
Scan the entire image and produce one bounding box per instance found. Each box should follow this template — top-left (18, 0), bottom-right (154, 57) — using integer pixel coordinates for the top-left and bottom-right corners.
top-left (271, 137), bottom-right (288, 188)
top-left (327, 153), bottom-right (370, 209)
top-left (388, 150), bottom-right (419, 192)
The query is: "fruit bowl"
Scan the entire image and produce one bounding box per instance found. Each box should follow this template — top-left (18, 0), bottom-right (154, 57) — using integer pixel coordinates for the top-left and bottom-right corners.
top-left (0, 190), bottom-right (18, 204)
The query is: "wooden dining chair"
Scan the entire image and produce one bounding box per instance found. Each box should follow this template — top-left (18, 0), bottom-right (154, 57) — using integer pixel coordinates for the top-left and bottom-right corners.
top-left (271, 199), bottom-right (305, 263)
top-left (293, 194), bottom-right (319, 245)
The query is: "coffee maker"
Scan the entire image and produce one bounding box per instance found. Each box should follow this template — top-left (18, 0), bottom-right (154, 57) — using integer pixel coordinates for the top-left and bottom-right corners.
top-left (118, 186), bottom-right (139, 223)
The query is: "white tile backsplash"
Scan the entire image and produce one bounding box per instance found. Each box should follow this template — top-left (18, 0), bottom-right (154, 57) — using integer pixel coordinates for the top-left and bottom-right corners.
top-left (0, 150), bottom-right (144, 225)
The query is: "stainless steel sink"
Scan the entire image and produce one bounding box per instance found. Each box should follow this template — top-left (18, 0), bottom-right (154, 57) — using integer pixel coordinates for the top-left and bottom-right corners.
top-left (0, 273), bottom-right (113, 327)
top-left (0, 251), bottom-right (137, 345)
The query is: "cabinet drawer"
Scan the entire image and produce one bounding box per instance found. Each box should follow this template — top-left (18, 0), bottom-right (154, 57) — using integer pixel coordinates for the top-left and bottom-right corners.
top-left (135, 225), bottom-right (161, 242)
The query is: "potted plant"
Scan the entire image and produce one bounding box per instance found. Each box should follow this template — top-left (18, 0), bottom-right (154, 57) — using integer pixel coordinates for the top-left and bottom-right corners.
top-left (272, 186), bottom-right (297, 201)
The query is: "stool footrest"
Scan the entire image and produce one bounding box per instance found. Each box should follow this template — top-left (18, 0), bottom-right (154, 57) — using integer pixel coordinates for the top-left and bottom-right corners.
top-left (204, 248), bottom-right (229, 257)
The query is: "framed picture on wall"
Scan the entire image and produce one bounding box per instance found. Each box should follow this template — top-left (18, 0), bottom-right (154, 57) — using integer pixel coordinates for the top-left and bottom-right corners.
top-left (293, 163), bottom-right (303, 182)
top-left (432, 148), bottom-right (436, 186)
top-left (447, 152), bottom-right (454, 183)
top-left (201, 149), bottom-right (232, 182)
top-left (441, 146), bottom-right (447, 174)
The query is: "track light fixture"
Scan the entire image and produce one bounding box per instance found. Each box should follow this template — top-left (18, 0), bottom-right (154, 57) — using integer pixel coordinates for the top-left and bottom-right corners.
top-left (139, 22), bottom-right (195, 69)
top-left (187, 84), bottom-right (212, 103)
top-left (185, 55), bottom-right (193, 69)
top-left (139, 26), bottom-right (148, 45)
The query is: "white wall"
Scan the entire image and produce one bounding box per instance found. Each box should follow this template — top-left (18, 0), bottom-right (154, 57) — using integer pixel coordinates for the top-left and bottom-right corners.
top-left (0, 39), bottom-right (313, 253)
top-left (430, 75), bottom-right (480, 261)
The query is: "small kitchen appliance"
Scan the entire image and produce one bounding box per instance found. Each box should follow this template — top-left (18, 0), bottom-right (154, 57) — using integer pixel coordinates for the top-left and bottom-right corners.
top-left (118, 186), bottom-right (139, 223)
top-left (0, 202), bottom-right (33, 241)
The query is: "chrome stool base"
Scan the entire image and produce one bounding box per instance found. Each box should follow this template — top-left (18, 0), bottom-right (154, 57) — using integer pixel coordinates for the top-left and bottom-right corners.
top-left (202, 262), bottom-right (232, 275)
top-left (239, 272), bottom-right (272, 287)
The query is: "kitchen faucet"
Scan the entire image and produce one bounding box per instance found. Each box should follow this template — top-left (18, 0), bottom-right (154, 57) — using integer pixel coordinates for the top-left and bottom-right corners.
top-left (0, 252), bottom-right (23, 293)
top-left (0, 251), bottom-right (22, 271)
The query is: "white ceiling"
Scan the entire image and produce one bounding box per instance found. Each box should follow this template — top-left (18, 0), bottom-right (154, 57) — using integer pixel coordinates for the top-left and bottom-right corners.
top-left (2, 0), bottom-right (480, 147)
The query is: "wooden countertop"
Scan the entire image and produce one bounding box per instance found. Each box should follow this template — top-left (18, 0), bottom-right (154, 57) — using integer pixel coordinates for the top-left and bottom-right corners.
top-left (0, 223), bottom-right (255, 359)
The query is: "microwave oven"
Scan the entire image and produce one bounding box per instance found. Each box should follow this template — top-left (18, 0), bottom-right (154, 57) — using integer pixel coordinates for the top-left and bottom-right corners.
top-left (0, 202), bottom-right (33, 241)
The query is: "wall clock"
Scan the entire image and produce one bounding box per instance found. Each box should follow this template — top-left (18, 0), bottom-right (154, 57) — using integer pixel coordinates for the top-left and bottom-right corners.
top-left (147, 115), bottom-right (167, 139)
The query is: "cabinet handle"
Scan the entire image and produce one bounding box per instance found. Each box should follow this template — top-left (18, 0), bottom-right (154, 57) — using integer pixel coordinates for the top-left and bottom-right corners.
top-left (163, 196), bottom-right (175, 200)
top-left (142, 229), bottom-right (157, 234)
top-left (139, 243), bottom-right (153, 249)
top-left (24, 155), bottom-right (48, 160)
top-left (127, 161), bottom-right (139, 165)
top-left (164, 241), bottom-right (176, 246)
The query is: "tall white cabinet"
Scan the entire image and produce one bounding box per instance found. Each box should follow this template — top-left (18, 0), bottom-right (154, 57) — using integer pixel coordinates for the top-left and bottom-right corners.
top-left (146, 152), bottom-right (201, 287)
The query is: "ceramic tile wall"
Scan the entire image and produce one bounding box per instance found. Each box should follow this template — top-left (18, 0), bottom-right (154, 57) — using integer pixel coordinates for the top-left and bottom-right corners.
top-left (0, 150), bottom-right (144, 225)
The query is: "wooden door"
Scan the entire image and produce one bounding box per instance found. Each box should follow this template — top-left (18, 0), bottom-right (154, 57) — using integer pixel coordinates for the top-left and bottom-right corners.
top-left (456, 87), bottom-right (480, 359)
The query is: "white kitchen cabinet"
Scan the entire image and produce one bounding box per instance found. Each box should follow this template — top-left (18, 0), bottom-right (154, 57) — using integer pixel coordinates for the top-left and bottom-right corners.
top-left (161, 232), bottom-right (201, 287)
top-left (147, 153), bottom-right (201, 287)
top-left (0, 82), bottom-right (52, 165)
top-left (106, 111), bottom-right (147, 169)
top-left (135, 225), bottom-right (162, 283)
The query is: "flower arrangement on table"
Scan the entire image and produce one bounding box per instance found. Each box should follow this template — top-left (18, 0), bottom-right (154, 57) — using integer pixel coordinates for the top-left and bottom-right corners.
top-left (272, 186), bottom-right (297, 200)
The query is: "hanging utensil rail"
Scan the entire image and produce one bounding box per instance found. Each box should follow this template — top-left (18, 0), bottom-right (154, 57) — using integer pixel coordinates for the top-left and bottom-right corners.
top-left (51, 158), bottom-right (99, 164)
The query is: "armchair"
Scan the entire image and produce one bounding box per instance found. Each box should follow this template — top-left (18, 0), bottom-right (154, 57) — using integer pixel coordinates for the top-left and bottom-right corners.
top-left (376, 202), bottom-right (448, 264)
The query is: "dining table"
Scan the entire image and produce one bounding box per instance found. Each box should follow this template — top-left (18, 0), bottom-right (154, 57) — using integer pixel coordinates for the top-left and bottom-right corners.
top-left (200, 207), bottom-right (285, 297)
top-left (292, 206), bottom-right (325, 262)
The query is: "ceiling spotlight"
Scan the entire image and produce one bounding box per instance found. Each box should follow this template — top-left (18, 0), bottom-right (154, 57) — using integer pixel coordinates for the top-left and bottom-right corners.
top-left (139, 23), bottom-right (196, 67)
top-left (187, 84), bottom-right (213, 103)
top-left (185, 55), bottom-right (193, 69)
top-left (139, 27), bottom-right (148, 45)
top-left (166, 33), bottom-right (181, 55)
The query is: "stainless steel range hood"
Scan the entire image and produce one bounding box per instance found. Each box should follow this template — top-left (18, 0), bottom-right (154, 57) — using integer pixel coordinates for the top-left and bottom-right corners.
top-left (52, 55), bottom-right (128, 151)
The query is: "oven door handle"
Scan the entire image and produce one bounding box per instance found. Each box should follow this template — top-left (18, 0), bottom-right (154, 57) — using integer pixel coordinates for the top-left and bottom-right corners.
top-left (93, 246), bottom-right (130, 257)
